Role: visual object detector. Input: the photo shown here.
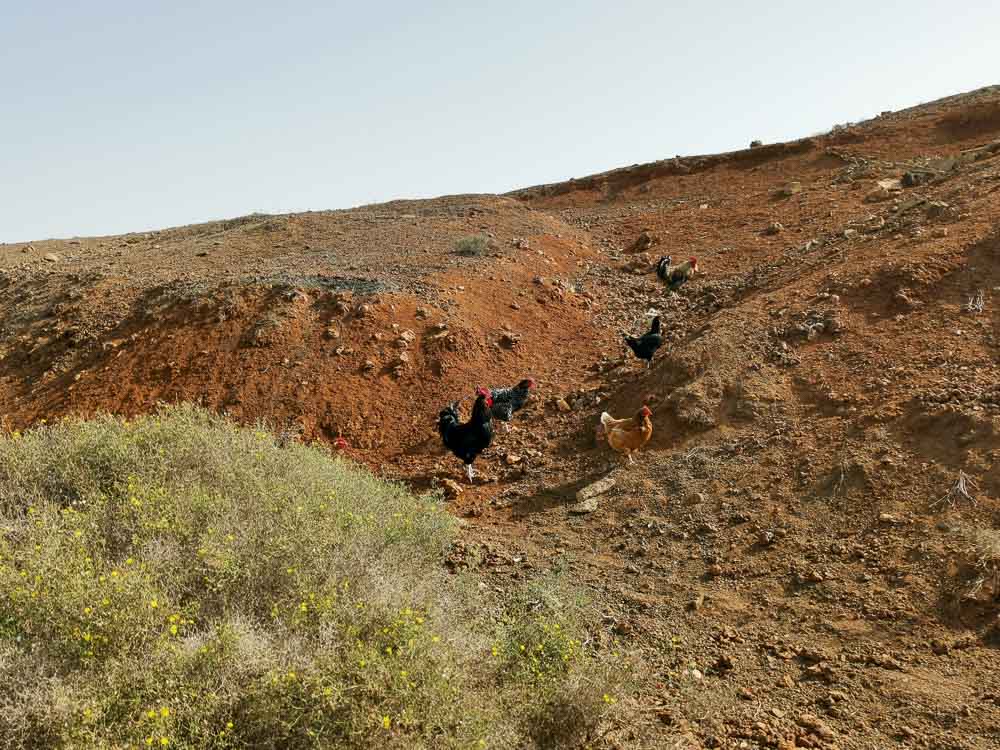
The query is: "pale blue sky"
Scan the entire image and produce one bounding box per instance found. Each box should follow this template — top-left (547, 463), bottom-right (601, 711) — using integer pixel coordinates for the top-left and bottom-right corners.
top-left (2, 1), bottom-right (997, 242)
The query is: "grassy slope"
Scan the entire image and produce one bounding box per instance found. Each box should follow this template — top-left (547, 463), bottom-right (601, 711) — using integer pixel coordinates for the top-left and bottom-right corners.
top-left (0, 406), bottom-right (620, 749)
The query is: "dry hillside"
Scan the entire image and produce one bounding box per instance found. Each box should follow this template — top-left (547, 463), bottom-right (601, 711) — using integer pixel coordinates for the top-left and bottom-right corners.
top-left (4, 85), bottom-right (1000, 748)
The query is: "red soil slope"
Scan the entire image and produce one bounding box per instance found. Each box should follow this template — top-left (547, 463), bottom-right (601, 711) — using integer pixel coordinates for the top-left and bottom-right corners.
top-left (3, 85), bottom-right (1000, 748)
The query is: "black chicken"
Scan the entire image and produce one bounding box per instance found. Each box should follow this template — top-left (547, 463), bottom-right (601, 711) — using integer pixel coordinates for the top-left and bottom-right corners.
top-left (624, 316), bottom-right (663, 369)
top-left (487, 378), bottom-right (536, 432)
top-left (438, 386), bottom-right (495, 482)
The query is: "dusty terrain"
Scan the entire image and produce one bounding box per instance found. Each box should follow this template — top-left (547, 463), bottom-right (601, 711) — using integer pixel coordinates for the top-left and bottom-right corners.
top-left (4, 85), bottom-right (1000, 748)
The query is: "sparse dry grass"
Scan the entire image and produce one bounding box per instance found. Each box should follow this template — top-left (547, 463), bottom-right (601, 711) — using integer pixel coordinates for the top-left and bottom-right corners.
top-left (0, 406), bottom-right (619, 749)
top-left (959, 525), bottom-right (1000, 601)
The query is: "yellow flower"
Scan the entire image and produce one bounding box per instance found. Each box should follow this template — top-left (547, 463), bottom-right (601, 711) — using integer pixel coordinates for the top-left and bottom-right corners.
top-left (150, 599), bottom-right (159, 609)
top-left (160, 707), bottom-right (170, 718)
top-left (145, 738), bottom-right (153, 747)
top-left (147, 710), bottom-right (156, 720)
top-left (382, 716), bottom-right (391, 729)
top-left (160, 738), bottom-right (169, 747)
top-left (226, 722), bottom-right (234, 730)
top-left (170, 625), bottom-right (178, 636)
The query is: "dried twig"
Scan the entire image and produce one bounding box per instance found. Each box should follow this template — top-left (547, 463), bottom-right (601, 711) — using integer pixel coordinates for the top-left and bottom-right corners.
top-left (964, 289), bottom-right (985, 314)
top-left (831, 462), bottom-right (848, 497)
top-left (932, 471), bottom-right (979, 509)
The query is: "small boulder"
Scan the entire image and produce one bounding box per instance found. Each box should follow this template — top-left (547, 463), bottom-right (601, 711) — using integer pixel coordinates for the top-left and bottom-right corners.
top-left (440, 479), bottom-right (463, 500)
top-left (576, 476), bottom-right (616, 502)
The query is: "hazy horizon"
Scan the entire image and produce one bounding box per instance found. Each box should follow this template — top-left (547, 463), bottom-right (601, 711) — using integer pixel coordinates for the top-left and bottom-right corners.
top-left (3, 1), bottom-right (998, 243)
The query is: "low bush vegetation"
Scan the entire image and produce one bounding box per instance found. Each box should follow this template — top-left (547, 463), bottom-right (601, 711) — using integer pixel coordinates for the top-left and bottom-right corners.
top-left (454, 235), bottom-right (491, 257)
top-left (0, 406), bottom-right (619, 749)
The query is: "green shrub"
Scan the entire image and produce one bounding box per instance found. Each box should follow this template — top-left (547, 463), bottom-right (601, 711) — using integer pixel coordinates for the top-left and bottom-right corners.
top-left (0, 406), bottom-right (618, 748)
top-left (454, 235), bottom-right (490, 257)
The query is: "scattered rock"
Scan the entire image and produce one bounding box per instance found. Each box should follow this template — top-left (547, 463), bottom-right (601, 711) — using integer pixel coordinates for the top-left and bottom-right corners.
top-left (779, 181), bottom-right (802, 197)
top-left (926, 201), bottom-right (957, 221)
top-left (576, 476), bottom-right (616, 502)
top-left (796, 714), bottom-right (835, 741)
top-left (902, 171), bottom-right (931, 188)
top-left (498, 332), bottom-right (520, 349)
top-left (569, 496), bottom-right (599, 514)
top-left (865, 186), bottom-right (892, 202)
top-left (625, 230), bottom-right (657, 254)
top-left (440, 479), bottom-right (463, 500)
top-left (715, 654), bottom-right (734, 673)
top-left (764, 222), bottom-right (784, 236)
top-left (750, 140), bottom-right (763, 148)
top-left (43, 253), bottom-right (60, 263)
top-left (555, 398), bottom-right (572, 413)
top-left (395, 329), bottom-right (416, 348)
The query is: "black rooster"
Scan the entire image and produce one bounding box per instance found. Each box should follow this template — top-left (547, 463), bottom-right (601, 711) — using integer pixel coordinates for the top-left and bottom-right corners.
top-left (624, 316), bottom-right (663, 369)
top-left (487, 378), bottom-right (536, 432)
top-left (438, 386), bottom-right (495, 482)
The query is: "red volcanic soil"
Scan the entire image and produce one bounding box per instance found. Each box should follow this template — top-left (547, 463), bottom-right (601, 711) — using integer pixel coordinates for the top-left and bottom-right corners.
top-left (4, 85), bottom-right (1000, 747)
